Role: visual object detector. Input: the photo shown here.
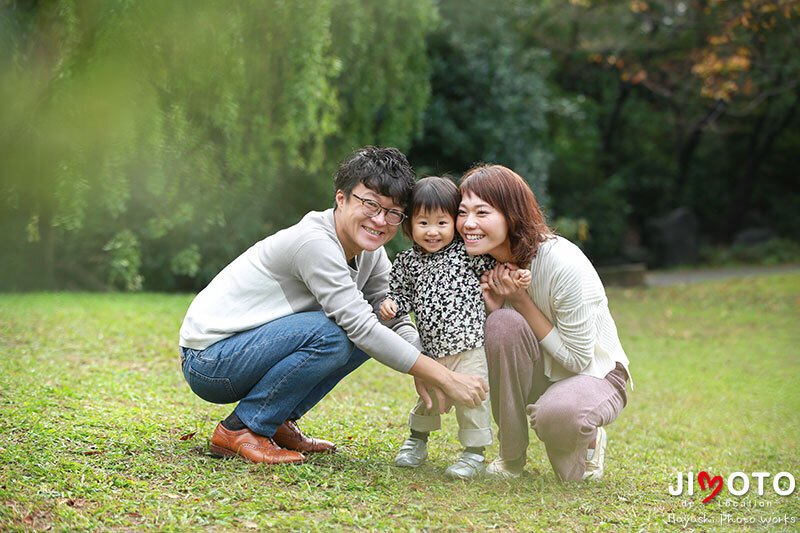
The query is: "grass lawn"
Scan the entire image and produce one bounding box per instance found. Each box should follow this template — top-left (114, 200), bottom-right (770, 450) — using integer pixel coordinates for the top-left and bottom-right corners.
top-left (1, 273), bottom-right (798, 531)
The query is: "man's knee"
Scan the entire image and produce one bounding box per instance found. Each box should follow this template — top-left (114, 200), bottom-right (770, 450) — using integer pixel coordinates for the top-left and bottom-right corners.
top-left (308, 318), bottom-right (354, 367)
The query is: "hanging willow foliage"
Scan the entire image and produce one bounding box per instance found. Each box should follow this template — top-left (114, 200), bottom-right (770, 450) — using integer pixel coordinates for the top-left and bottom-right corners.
top-left (0, 0), bottom-right (436, 290)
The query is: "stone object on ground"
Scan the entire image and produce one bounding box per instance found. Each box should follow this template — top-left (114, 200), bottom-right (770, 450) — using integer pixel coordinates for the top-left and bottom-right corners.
top-left (648, 207), bottom-right (699, 266)
top-left (732, 227), bottom-right (775, 247)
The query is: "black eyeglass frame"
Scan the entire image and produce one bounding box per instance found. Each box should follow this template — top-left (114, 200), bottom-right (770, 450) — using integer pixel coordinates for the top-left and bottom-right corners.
top-left (351, 193), bottom-right (407, 225)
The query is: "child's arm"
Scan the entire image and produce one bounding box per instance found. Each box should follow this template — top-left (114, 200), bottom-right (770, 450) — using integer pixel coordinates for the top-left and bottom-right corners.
top-left (379, 297), bottom-right (398, 321)
top-left (384, 250), bottom-right (414, 320)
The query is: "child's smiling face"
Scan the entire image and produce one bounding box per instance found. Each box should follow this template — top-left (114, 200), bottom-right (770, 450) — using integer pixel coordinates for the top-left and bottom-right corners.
top-left (411, 207), bottom-right (456, 254)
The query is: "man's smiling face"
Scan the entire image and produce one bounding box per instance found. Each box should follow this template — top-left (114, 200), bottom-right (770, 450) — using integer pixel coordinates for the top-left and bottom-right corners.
top-left (334, 183), bottom-right (403, 259)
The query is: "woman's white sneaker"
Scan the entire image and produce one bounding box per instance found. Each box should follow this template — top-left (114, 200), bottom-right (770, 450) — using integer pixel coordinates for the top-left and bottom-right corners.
top-left (486, 457), bottom-right (523, 479)
top-left (583, 426), bottom-right (607, 481)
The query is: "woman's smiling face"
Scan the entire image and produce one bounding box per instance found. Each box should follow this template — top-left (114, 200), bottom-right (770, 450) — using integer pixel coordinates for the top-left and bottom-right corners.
top-left (456, 192), bottom-right (512, 262)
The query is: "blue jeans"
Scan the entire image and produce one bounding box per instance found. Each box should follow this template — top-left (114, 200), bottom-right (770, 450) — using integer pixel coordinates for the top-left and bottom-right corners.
top-left (180, 311), bottom-right (369, 437)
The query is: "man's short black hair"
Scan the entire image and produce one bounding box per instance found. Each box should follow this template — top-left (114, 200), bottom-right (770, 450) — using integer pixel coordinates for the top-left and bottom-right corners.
top-left (334, 146), bottom-right (416, 207)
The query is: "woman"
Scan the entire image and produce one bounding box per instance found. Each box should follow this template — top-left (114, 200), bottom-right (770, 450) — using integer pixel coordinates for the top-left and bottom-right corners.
top-left (456, 164), bottom-right (631, 482)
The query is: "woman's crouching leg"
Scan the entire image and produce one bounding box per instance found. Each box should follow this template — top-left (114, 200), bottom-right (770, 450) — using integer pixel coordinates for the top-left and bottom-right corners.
top-left (484, 309), bottom-right (543, 464)
top-left (527, 375), bottom-right (625, 481)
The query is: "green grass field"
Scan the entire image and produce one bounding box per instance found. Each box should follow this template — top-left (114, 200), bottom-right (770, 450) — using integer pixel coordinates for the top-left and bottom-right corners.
top-left (1, 274), bottom-right (799, 531)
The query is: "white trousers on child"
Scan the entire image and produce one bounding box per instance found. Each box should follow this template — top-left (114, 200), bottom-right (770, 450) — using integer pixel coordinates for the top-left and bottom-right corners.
top-left (408, 346), bottom-right (493, 447)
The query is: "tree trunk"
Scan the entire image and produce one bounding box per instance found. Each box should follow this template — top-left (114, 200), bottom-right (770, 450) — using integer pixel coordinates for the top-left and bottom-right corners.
top-left (675, 100), bottom-right (726, 202)
top-left (727, 88), bottom-right (800, 237)
top-left (601, 81), bottom-right (631, 155)
top-left (37, 206), bottom-right (56, 290)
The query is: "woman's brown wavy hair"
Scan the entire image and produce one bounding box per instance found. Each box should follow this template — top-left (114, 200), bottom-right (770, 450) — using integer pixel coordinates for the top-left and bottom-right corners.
top-left (459, 164), bottom-right (552, 266)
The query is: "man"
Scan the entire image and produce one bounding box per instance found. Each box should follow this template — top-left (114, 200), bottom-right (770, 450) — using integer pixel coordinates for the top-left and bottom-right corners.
top-left (179, 146), bottom-right (489, 464)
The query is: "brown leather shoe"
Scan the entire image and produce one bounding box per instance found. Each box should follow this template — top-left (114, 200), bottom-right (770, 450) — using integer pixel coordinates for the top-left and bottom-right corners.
top-left (209, 423), bottom-right (305, 464)
top-left (273, 419), bottom-right (336, 454)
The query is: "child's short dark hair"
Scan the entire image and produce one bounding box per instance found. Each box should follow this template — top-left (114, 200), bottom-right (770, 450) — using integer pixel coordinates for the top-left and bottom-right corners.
top-left (402, 176), bottom-right (460, 239)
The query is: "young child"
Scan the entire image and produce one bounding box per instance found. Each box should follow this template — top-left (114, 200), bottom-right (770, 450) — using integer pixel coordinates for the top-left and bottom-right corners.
top-left (380, 176), bottom-right (531, 480)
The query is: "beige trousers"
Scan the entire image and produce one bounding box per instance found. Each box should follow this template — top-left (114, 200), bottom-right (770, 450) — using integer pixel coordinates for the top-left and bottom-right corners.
top-left (407, 346), bottom-right (493, 447)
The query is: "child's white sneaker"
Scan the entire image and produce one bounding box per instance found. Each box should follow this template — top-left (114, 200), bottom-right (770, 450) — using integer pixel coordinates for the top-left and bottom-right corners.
top-left (583, 426), bottom-right (607, 482)
top-left (394, 437), bottom-right (428, 468)
top-left (444, 451), bottom-right (485, 480)
top-left (485, 457), bottom-right (523, 479)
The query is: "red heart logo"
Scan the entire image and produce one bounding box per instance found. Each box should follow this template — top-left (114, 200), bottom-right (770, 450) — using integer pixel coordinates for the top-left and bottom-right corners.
top-left (698, 471), bottom-right (723, 504)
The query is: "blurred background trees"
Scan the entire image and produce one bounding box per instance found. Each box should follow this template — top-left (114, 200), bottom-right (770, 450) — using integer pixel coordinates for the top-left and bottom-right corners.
top-left (408, 0), bottom-right (552, 202)
top-left (1, 0), bottom-right (798, 291)
top-left (518, 0), bottom-right (800, 262)
top-left (0, 0), bottom-right (435, 290)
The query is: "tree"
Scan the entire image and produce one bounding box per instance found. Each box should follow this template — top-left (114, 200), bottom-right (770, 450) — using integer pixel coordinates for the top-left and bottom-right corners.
top-left (408, 0), bottom-right (552, 203)
top-left (0, 0), bottom-right (437, 290)
top-left (517, 0), bottom-right (800, 261)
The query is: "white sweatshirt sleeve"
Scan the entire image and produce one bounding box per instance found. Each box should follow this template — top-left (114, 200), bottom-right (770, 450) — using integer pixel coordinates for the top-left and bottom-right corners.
top-left (291, 239), bottom-right (420, 372)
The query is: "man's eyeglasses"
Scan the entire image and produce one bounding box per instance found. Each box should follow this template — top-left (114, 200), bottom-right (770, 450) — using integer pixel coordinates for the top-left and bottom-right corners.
top-left (352, 194), bottom-right (406, 225)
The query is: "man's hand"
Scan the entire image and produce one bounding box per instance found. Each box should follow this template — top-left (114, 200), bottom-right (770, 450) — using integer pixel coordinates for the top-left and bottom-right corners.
top-left (379, 298), bottom-right (398, 321)
top-left (408, 354), bottom-right (488, 412)
top-left (414, 376), bottom-right (452, 414)
top-left (440, 369), bottom-right (488, 408)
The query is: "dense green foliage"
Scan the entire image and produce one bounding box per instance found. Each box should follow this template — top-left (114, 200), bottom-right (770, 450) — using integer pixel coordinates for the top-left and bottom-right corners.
top-left (516, 0), bottom-right (800, 261)
top-left (411, 0), bottom-right (799, 263)
top-left (1, 0), bottom-right (798, 291)
top-left (1, 274), bottom-right (798, 529)
top-left (409, 0), bottom-right (552, 202)
top-left (0, 0), bottom-right (435, 291)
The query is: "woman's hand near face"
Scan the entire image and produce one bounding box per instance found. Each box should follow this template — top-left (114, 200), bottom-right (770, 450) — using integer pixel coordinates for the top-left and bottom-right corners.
top-left (480, 270), bottom-right (506, 312)
top-left (491, 263), bottom-right (555, 342)
top-left (481, 263), bottom-right (530, 312)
